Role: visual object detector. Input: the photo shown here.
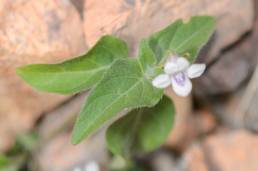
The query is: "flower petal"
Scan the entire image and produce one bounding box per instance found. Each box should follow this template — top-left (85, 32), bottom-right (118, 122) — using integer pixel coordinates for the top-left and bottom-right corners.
top-left (164, 61), bottom-right (178, 74)
top-left (167, 55), bottom-right (178, 63)
top-left (176, 57), bottom-right (190, 71)
top-left (73, 167), bottom-right (82, 171)
top-left (85, 161), bottom-right (100, 171)
top-left (152, 74), bottom-right (171, 88)
top-left (187, 64), bottom-right (206, 79)
top-left (171, 73), bottom-right (192, 97)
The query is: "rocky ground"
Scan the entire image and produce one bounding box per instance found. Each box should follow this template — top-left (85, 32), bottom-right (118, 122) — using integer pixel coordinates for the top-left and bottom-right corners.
top-left (1, 0), bottom-right (258, 171)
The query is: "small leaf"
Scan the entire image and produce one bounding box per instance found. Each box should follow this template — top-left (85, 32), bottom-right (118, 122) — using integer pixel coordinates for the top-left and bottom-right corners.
top-left (0, 154), bottom-right (22, 171)
top-left (111, 166), bottom-right (144, 171)
top-left (139, 20), bottom-right (183, 66)
top-left (106, 96), bottom-right (175, 156)
top-left (170, 16), bottom-right (215, 62)
top-left (138, 39), bottom-right (157, 70)
top-left (0, 154), bottom-right (8, 166)
top-left (17, 35), bottom-right (128, 94)
top-left (72, 59), bottom-right (163, 144)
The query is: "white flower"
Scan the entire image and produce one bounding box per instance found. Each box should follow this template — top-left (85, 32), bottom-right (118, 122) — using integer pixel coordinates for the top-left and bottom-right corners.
top-left (73, 167), bottom-right (82, 171)
top-left (84, 161), bottom-right (100, 171)
top-left (152, 56), bottom-right (206, 97)
top-left (72, 161), bottom-right (100, 171)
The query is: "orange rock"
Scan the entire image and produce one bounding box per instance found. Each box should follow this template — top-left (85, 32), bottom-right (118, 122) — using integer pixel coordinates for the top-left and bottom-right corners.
top-left (181, 144), bottom-right (210, 171)
top-left (0, 0), bottom-right (86, 152)
top-left (83, 0), bottom-right (131, 46)
top-left (181, 130), bottom-right (258, 171)
top-left (165, 109), bottom-right (216, 151)
top-left (37, 132), bottom-right (107, 171)
top-left (83, 0), bottom-right (253, 60)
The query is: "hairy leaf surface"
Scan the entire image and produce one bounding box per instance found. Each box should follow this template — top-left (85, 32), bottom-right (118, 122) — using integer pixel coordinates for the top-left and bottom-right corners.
top-left (17, 36), bottom-right (128, 94)
top-left (72, 59), bottom-right (163, 144)
top-left (170, 16), bottom-right (215, 62)
top-left (106, 96), bottom-right (175, 156)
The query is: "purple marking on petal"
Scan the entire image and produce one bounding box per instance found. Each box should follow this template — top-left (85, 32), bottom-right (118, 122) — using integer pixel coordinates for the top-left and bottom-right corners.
top-left (172, 72), bottom-right (186, 86)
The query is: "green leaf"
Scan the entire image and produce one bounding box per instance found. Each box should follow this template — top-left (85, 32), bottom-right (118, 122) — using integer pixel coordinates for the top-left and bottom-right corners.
top-left (16, 133), bottom-right (38, 152)
top-left (106, 96), bottom-right (175, 156)
top-left (111, 166), bottom-right (144, 171)
top-left (72, 59), bottom-right (163, 144)
top-left (138, 39), bottom-right (157, 70)
top-left (139, 20), bottom-right (183, 66)
top-left (139, 16), bottom-right (215, 66)
top-left (0, 155), bottom-right (8, 166)
top-left (0, 155), bottom-right (21, 171)
top-left (110, 156), bottom-right (145, 171)
top-left (170, 16), bottom-right (215, 62)
top-left (17, 35), bottom-right (129, 94)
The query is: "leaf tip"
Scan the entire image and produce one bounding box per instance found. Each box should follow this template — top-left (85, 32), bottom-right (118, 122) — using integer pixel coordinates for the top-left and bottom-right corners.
top-left (16, 66), bottom-right (24, 75)
top-left (16, 66), bottom-right (28, 81)
top-left (71, 132), bottom-right (82, 145)
top-left (71, 121), bottom-right (89, 145)
top-left (71, 139), bottom-right (79, 145)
